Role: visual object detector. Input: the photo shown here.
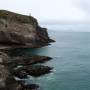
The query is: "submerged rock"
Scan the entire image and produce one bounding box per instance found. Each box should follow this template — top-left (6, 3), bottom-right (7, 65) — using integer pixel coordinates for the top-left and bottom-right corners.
top-left (0, 10), bottom-right (54, 49)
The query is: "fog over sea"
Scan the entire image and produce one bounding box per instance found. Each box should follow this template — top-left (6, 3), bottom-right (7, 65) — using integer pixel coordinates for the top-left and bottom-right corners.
top-left (25, 23), bottom-right (90, 90)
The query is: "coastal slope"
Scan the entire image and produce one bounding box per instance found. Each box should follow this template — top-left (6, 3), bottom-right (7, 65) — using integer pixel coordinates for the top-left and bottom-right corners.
top-left (0, 10), bottom-right (54, 49)
top-left (0, 10), bottom-right (54, 90)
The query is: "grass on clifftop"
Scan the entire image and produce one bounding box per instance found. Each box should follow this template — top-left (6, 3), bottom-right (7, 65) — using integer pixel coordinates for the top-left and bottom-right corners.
top-left (0, 10), bottom-right (38, 26)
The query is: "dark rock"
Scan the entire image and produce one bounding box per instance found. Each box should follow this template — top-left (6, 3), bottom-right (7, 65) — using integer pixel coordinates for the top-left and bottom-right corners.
top-left (49, 38), bottom-right (55, 42)
top-left (11, 69), bottom-right (28, 79)
top-left (12, 65), bottom-right (53, 77)
top-left (5, 77), bottom-right (22, 90)
top-left (22, 84), bottom-right (39, 90)
top-left (10, 55), bottom-right (52, 66)
top-left (25, 65), bottom-right (53, 77)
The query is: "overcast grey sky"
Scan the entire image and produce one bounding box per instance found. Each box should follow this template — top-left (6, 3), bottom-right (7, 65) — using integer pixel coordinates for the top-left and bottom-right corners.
top-left (0, 0), bottom-right (90, 22)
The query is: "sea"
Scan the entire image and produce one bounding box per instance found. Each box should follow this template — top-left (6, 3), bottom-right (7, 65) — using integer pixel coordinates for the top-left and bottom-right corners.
top-left (23, 23), bottom-right (90, 90)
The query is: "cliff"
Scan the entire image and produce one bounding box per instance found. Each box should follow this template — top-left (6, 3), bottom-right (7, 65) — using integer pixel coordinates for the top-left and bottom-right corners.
top-left (0, 10), bottom-right (54, 49)
top-left (0, 10), bottom-right (54, 90)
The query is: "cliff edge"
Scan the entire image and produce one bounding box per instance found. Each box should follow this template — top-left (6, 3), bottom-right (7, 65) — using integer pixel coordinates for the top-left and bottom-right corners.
top-left (0, 10), bottom-right (54, 49)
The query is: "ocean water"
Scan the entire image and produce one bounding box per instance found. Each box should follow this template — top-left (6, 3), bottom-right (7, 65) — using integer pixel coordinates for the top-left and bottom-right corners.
top-left (24, 24), bottom-right (90, 90)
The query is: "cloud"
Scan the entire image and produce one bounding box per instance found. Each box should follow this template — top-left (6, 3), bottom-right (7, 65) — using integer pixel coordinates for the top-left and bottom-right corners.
top-left (77, 0), bottom-right (90, 15)
top-left (66, 0), bottom-right (90, 20)
top-left (26, 0), bottom-right (87, 21)
top-left (0, 0), bottom-right (89, 21)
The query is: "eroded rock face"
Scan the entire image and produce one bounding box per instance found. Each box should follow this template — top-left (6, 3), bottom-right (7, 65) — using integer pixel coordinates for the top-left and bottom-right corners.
top-left (0, 52), bottom-right (10, 88)
top-left (0, 63), bottom-right (22, 90)
top-left (0, 10), bottom-right (54, 90)
top-left (0, 52), bottom-right (22, 90)
top-left (0, 10), bottom-right (54, 49)
top-left (0, 52), bottom-right (41, 90)
top-left (0, 51), bottom-right (53, 90)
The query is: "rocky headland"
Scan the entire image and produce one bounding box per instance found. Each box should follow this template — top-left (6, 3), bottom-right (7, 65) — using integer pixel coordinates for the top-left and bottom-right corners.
top-left (0, 10), bottom-right (54, 49)
top-left (0, 10), bottom-right (55, 90)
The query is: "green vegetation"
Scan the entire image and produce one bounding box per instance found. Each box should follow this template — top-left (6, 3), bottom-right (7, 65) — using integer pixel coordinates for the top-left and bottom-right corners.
top-left (0, 10), bottom-right (38, 26)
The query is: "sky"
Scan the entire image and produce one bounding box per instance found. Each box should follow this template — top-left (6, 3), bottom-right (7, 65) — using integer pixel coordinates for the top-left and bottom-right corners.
top-left (0, 0), bottom-right (90, 22)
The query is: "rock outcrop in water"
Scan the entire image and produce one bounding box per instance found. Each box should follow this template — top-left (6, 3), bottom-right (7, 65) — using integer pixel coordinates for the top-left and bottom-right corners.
top-left (0, 10), bottom-right (54, 49)
top-left (0, 10), bottom-right (55, 90)
top-left (0, 51), bottom-right (52, 90)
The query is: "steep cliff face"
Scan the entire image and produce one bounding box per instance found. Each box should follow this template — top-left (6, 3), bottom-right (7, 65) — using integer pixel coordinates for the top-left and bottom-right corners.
top-left (0, 10), bottom-right (54, 48)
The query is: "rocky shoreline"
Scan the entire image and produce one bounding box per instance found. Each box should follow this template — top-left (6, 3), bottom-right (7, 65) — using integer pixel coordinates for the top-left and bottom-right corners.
top-left (0, 10), bottom-right (55, 90)
top-left (0, 51), bottom-right (53, 90)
